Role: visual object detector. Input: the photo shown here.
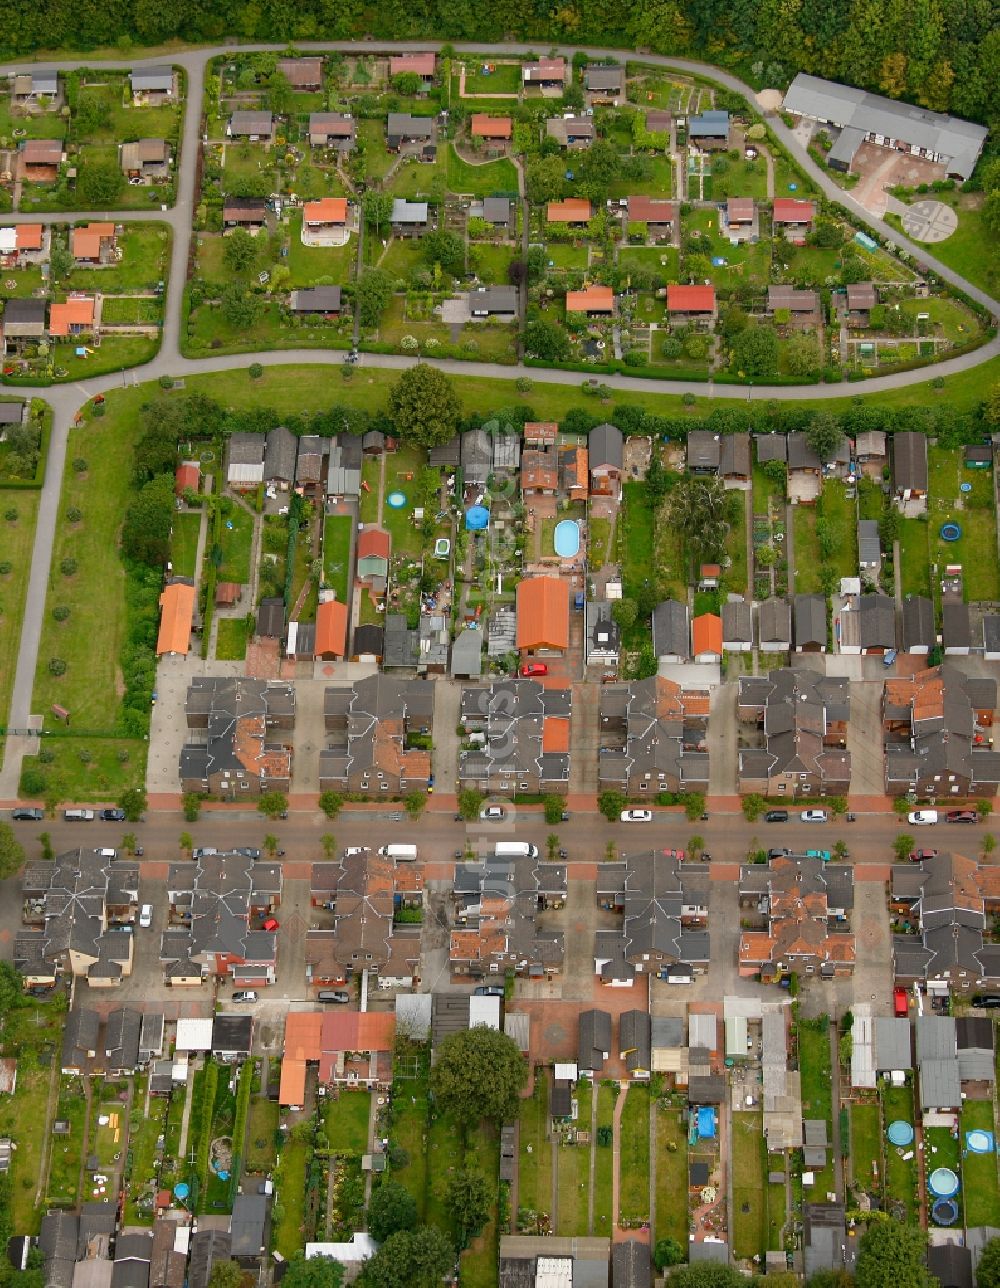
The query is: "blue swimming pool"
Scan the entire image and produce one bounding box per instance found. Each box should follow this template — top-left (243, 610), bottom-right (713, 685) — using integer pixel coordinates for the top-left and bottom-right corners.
top-left (554, 519), bottom-right (580, 559)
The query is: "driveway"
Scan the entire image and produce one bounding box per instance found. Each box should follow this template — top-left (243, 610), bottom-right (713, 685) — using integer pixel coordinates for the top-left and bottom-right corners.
top-left (846, 680), bottom-right (886, 796)
top-left (852, 879), bottom-right (893, 1016)
top-left (146, 654), bottom-right (247, 794)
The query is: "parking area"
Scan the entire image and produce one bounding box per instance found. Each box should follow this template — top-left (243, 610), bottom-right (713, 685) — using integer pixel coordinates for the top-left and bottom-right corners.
top-left (846, 680), bottom-right (886, 796)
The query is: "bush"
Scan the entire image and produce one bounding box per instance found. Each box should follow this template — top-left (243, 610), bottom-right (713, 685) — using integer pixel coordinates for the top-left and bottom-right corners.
top-left (72, 458), bottom-right (87, 473)
top-left (4, 507), bottom-right (17, 522)
top-left (60, 558), bottom-right (77, 577)
top-left (543, 795), bottom-right (565, 825)
top-left (249, 363), bottom-right (264, 379)
top-left (0, 561), bottom-right (9, 576)
top-left (48, 658), bottom-right (67, 676)
top-left (52, 605), bottom-right (70, 622)
top-left (66, 507), bottom-right (81, 524)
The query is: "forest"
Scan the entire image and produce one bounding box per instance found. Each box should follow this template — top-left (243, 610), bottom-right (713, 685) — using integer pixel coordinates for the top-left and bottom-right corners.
top-left (0, 0), bottom-right (996, 134)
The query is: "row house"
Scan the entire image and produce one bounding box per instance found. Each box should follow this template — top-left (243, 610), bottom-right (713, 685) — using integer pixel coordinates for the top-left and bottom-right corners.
top-left (451, 856), bottom-right (566, 979)
top-left (598, 675), bottom-right (710, 795)
top-left (319, 674), bottom-right (434, 795)
top-left (459, 677), bottom-right (572, 796)
top-left (178, 677), bottom-right (295, 798)
top-left (738, 668), bottom-right (851, 797)
top-left (739, 855), bottom-right (856, 980)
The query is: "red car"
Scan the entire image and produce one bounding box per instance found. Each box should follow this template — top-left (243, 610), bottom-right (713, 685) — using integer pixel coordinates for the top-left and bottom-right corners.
top-left (908, 848), bottom-right (938, 862)
top-left (262, 917), bottom-right (279, 932)
top-left (893, 986), bottom-right (909, 1017)
top-left (946, 809), bottom-right (978, 823)
top-left (521, 662), bottom-right (548, 677)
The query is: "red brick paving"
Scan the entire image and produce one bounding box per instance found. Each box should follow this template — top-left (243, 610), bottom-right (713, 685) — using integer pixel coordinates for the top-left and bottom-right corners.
top-left (709, 863), bottom-right (740, 882)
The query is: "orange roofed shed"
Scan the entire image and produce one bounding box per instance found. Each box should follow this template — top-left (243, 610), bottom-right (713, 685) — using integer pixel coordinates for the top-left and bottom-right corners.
top-left (156, 582), bottom-right (195, 656)
top-left (667, 284), bottom-right (716, 314)
top-left (303, 198), bottom-right (348, 225)
top-left (547, 198), bottom-right (591, 224)
top-left (471, 115), bottom-right (512, 139)
top-left (542, 717), bottom-right (570, 752)
top-left (565, 284), bottom-right (614, 314)
top-left (692, 612), bottom-right (723, 659)
top-left (356, 527), bottom-right (391, 560)
top-left (315, 599), bottom-right (349, 660)
top-left (15, 224), bottom-right (43, 251)
top-left (516, 576), bottom-right (570, 652)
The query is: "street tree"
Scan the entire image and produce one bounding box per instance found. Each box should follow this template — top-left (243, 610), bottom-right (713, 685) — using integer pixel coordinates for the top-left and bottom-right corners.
top-left (367, 1181), bottom-right (417, 1242)
top-left (429, 1027), bottom-right (527, 1129)
top-left (458, 789), bottom-right (485, 821)
top-left (543, 796), bottom-right (564, 826)
top-left (892, 833), bottom-right (915, 862)
top-left (598, 791), bottom-right (625, 822)
top-left (117, 787), bottom-right (147, 822)
top-left (257, 792), bottom-right (288, 820)
top-left (405, 792), bottom-right (426, 819)
top-left (319, 791), bottom-right (344, 818)
top-left (388, 365), bottom-right (462, 449)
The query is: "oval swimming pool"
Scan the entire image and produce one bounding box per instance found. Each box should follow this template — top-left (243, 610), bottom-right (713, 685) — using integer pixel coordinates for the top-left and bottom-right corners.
top-left (554, 519), bottom-right (581, 559)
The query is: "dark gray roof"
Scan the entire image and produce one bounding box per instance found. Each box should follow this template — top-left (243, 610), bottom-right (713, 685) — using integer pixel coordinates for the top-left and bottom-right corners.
top-left (902, 595), bottom-right (935, 650)
top-left (3, 297), bottom-right (47, 332)
top-left (597, 676), bottom-right (709, 791)
top-left (480, 196), bottom-right (512, 223)
top-left (858, 519), bottom-right (881, 568)
top-left (229, 111), bottom-right (273, 136)
top-left (450, 627), bottom-right (483, 677)
top-left (470, 285), bottom-right (518, 315)
top-left (688, 109), bottom-right (729, 138)
top-left (873, 1017), bottom-right (912, 1071)
top-left (387, 113), bottom-right (434, 140)
top-left (722, 597), bottom-right (752, 644)
top-left (586, 65), bottom-right (624, 91)
top-left (130, 66), bottom-right (174, 92)
top-left (352, 623), bottom-right (384, 658)
top-left (105, 1007), bottom-right (141, 1071)
top-left (264, 425), bottom-right (298, 482)
top-left (187, 1231), bottom-right (231, 1288)
top-left (383, 613), bottom-right (420, 667)
top-left (687, 1075), bottom-right (726, 1104)
top-left (755, 432), bottom-right (787, 463)
top-left (794, 594), bottom-right (827, 649)
top-left (804, 1204), bottom-right (852, 1279)
top-left (619, 1009), bottom-right (651, 1074)
top-left (858, 592), bottom-right (896, 648)
top-left (230, 1192), bottom-right (269, 1258)
top-left (759, 597), bottom-right (791, 645)
top-left (459, 679), bottom-right (572, 787)
top-left (786, 431), bottom-right (822, 471)
top-left (226, 430), bottom-right (266, 466)
top-left (652, 599), bottom-right (689, 658)
top-left (687, 430), bottom-right (720, 471)
top-left (212, 1013), bottom-right (253, 1055)
top-left (257, 597), bottom-right (285, 638)
top-left (0, 401), bottom-right (25, 425)
top-left (612, 1239), bottom-right (651, 1288)
top-left (928, 1242), bottom-right (974, 1288)
top-left (944, 600), bottom-right (972, 649)
top-left (579, 1010), bottom-right (612, 1073)
top-left (892, 431), bottom-right (929, 493)
top-left (719, 431), bottom-right (751, 477)
top-left (783, 72), bottom-right (988, 181)
top-left (290, 285), bottom-right (342, 313)
top-left (589, 422), bottom-right (623, 471)
top-left (428, 433), bottom-right (461, 467)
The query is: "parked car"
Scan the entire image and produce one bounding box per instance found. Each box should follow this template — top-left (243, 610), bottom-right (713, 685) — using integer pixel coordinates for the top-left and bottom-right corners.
top-left (64, 809), bottom-right (95, 822)
top-left (317, 990), bottom-right (351, 1004)
top-left (764, 810), bottom-right (789, 823)
top-left (473, 985), bottom-right (505, 997)
top-left (99, 808), bottom-right (126, 822)
top-left (972, 995), bottom-right (1000, 1009)
top-left (521, 662), bottom-right (548, 677)
top-left (908, 810), bottom-right (939, 826)
top-left (11, 808), bottom-right (43, 821)
top-left (805, 849), bottom-right (831, 862)
top-left (235, 847), bottom-right (261, 859)
top-left (232, 990), bottom-right (258, 1003)
top-left (893, 986), bottom-right (909, 1017)
top-left (800, 810), bottom-right (827, 823)
top-left (768, 848), bottom-right (792, 859)
top-left (139, 904), bottom-right (153, 929)
top-left (946, 809), bottom-right (978, 824)
top-left (480, 805), bottom-right (506, 821)
top-left (620, 809), bottom-right (652, 822)
top-left (908, 848), bottom-right (938, 862)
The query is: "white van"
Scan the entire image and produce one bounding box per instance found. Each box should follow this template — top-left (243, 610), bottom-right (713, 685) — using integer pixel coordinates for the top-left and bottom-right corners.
top-left (494, 841), bottom-right (539, 859)
top-left (378, 844), bottom-right (418, 860)
top-left (908, 810), bottom-right (939, 826)
top-left (64, 809), bottom-right (95, 822)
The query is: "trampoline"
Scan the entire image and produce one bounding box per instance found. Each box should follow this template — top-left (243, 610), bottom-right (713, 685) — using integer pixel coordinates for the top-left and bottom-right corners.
top-left (387, 491), bottom-right (407, 509)
top-left (434, 538), bottom-right (451, 558)
top-left (967, 1130), bottom-right (994, 1154)
top-left (940, 522), bottom-right (962, 542)
top-left (887, 1120), bottom-right (914, 1147)
top-left (932, 1198), bottom-right (959, 1226)
top-left (554, 520), bottom-right (581, 559)
top-left (929, 1167), bottom-right (960, 1198)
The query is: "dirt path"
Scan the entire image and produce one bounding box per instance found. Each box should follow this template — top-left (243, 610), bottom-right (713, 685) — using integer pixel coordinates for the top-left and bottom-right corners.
top-left (612, 1082), bottom-right (627, 1232)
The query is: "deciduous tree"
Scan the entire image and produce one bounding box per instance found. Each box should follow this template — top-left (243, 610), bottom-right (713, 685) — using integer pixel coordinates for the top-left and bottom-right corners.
top-left (388, 365), bottom-right (461, 448)
top-left (429, 1027), bottom-right (527, 1128)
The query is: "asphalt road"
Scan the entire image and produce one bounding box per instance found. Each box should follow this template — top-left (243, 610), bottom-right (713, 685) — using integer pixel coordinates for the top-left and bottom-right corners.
top-left (1, 37), bottom-right (998, 789)
top-left (3, 806), bottom-right (985, 866)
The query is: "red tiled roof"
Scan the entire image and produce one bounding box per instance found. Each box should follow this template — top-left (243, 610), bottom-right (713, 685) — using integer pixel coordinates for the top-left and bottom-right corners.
top-left (175, 462), bottom-right (200, 495)
top-left (667, 283), bottom-right (716, 312)
top-left (357, 527), bottom-right (390, 560)
top-left (471, 114), bottom-right (512, 139)
top-left (565, 284), bottom-right (614, 313)
top-left (773, 198), bottom-right (816, 223)
top-left (303, 198), bottom-right (347, 225)
top-left (390, 53), bottom-right (435, 76)
top-left (692, 612), bottom-right (723, 657)
top-left (15, 224), bottom-right (43, 250)
top-left (315, 599), bottom-right (348, 659)
top-left (156, 582), bottom-right (195, 656)
top-left (516, 576), bottom-right (570, 650)
top-left (48, 297), bottom-right (94, 335)
top-left (627, 196), bottom-right (676, 223)
top-left (547, 198), bottom-right (591, 223)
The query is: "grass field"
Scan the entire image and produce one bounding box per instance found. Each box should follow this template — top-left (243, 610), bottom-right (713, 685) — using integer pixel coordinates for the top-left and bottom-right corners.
top-left (518, 1077), bottom-right (552, 1224)
top-left (555, 1082), bottom-right (591, 1237)
top-left (732, 1110), bottom-right (767, 1260)
top-left (170, 511), bottom-right (201, 578)
top-left (725, 494), bottom-right (748, 594)
top-left (793, 505), bottom-right (821, 594)
top-left (882, 1084), bottom-right (917, 1221)
top-left (64, 225), bottom-right (171, 294)
top-left (215, 615), bottom-right (249, 659)
top-left (246, 1097), bottom-right (280, 1173)
top-left (462, 61), bottom-right (522, 95)
top-left (286, 210), bottom-right (357, 287)
top-left (927, 445), bottom-right (1000, 601)
top-left (898, 516), bottom-right (931, 598)
top-left (459, 1123), bottom-right (500, 1288)
top-left (323, 514), bottom-right (353, 603)
top-left (618, 1085), bottom-right (650, 1226)
top-left (819, 481), bottom-right (858, 582)
top-left (961, 1099), bottom-right (1000, 1227)
top-left (216, 504), bottom-right (254, 584)
top-left (850, 1102), bottom-right (881, 1193)
top-left (388, 1051), bottom-right (431, 1217)
top-left (654, 1103), bottom-right (688, 1245)
top-left (19, 736), bottom-right (147, 803)
top-left (888, 195), bottom-right (1000, 299)
top-left (45, 1081), bottom-right (87, 1208)
top-left (594, 1082), bottom-right (615, 1235)
top-left (0, 493), bottom-right (39, 735)
top-left (446, 144), bottom-right (518, 198)
top-left (272, 1135), bottom-right (308, 1256)
top-left (797, 1017), bottom-right (836, 1196)
top-left (323, 1090), bottom-right (370, 1153)
top-left (767, 1154), bottom-right (786, 1251)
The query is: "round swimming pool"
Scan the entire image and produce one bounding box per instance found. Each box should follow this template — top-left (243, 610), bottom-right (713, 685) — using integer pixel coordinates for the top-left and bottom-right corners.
top-left (940, 522), bottom-right (962, 542)
top-left (554, 519), bottom-right (581, 559)
top-left (387, 491), bottom-right (407, 509)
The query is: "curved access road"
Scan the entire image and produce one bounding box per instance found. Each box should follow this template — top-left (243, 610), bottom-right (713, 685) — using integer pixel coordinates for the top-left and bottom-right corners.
top-left (0, 39), bottom-right (997, 790)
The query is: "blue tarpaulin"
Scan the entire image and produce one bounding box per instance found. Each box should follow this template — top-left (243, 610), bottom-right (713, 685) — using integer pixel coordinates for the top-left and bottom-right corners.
top-left (697, 1107), bottom-right (716, 1139)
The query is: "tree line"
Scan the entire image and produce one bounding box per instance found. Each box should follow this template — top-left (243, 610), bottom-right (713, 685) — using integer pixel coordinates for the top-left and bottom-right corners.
top-left (0, 1), bottom-right (995, 134)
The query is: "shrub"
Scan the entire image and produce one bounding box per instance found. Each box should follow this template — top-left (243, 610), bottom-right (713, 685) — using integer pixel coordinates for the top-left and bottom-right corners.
top-left (52, 605), bottom-right (70, 622)
top-left (66, 507), bottom-right (82, 524)
top-left (249, 362), bottom-right (264, 379)
top-left (4, 508), bottom-right (17, 522)
top-left (60, 558), bottom-right (77, 577)
top-left (48, 658), bottom-right (67, 676)
top-left (72, 458), bottom-right (87, 473)
top-left (0, 561), bottom-right (11, 575)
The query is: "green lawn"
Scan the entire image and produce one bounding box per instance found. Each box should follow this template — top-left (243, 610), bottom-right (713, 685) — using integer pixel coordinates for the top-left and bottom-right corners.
top-left (617, 481), bottom-right (655, 601)
top-left (71, 76), bottom-right (180, 147)
top-left (30, 408), bottom-right (140, 729)
top-left (850, 1102), bottom-right (881, 1193)
top-left (898, 516), bottom-right (931, 598)
top-left (618, 1085), bottom-right (650, 1226)
top-left (709, 157), bottom-right (769, 201)
top-left (654, 1103), bottom-right (688, 1245)
top-left (753, 463), bottom-right (785, 511)
top-left (272, 1135), bottom-right (309, 1256)
top-left (388, 1048), bottom-right (431, 1217)
top-left (589, 516), bottom-right (612, 568)
top-left (0, 99), bottom-right (67, 139)
top-left (446, 144), bottom-right (518, 198)
top-left (425, 1106), bottom-right (464, 1231)
top-left (472, 241), bottom-right (516, 284)
top-left (545, 242), bottom-right (590, 271)
top-left (462, 60), bottom-right (522, 95)
top-left (797, 1017), bottom-right (836, 1196)
top-left (607, 154), bottom-right (675, 199)
top-left (360, 456), bottom-right (381, 524)
top-left (889, 194), bottom-right (1000, 300)
top-left (725, 492), bottom-right (748, 594)
top-left (594, 1082), bottom-right (615, 1235)
top-left (926, 1125), bottom-right (963, 1223)
top-left (389, 154), bottom-right (445, 201)
top-left (246, 1097), bottom-right (280, 1173)
top-left (64, 225), bottom-right (171, 294)
top-left (286, 209), bottom-right (357, 288)
top-left (518, 1077), bottom-right (552, 1225)
top-left (45, 1081), bottom-right (87, 1208)
top-left (322, 1091), bottom-right (370, 1154)
top-left (0, 1065), bottom-right (52, 1232)
top-left (881, 1084), bottom-right (917, 1221)
top-left (323, 514), bottom-right (353, 603)
top-left (926, 445), bottom-right (1000, 601)
top-left (0, 493), bottom-right (39, 736)
top-left (961, 1100), bottom-right (1000, 1227)
top-left (19, 736), bottom-right (147, 803)
top-left (793, 505), bottom-right (822, 594)
top-left (732, 1111), bottom-right (767, 1260)
top-left (123, 1092), bottom-right (168, 1224)
top-left (215, 616), bottom-right (249, 660)
top-left (618, 246), bottom-right (680, 279)
top-left (100, 296), bottom-right (163, 325)
top-left (555, 1082), bottom-right (591, 1237)
top-left (357, 119), bottom-right (395, 182)
top-left (170, 511), bottom-right (201, 579)
top-left (685, 205), bottom-right (771, 289)
top-left (459, 1123), bottom-right (500, 1288)
top-left (216, 504), bottom-right (254, 584)
top-left (819, 481), bottom-right (858, 581)
top-left (767, 1154), bottom-right (787, 1251)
